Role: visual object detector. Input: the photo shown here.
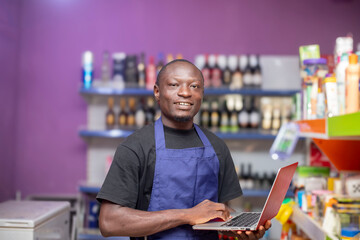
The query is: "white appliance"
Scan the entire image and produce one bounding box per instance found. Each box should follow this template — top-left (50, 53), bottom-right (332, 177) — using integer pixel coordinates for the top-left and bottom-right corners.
top-left (0, 200), bottom-right (70, 240)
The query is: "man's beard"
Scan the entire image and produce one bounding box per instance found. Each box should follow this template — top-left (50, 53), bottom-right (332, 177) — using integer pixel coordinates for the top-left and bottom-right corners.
top-left (173, 116), bottom-right (192, 122)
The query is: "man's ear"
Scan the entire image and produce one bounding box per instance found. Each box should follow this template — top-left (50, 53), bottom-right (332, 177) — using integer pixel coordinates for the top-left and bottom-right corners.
top-left (154, 84), bottom-right (160, 102)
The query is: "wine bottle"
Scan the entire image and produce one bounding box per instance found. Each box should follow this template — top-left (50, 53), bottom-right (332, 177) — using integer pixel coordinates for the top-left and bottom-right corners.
top-left (249, 97), bottom-right (261, 129)
top-left (125, 55), bottom-right (138, 87)
top-left (101, 50), bottom-right (111, 84)
top-left (145, 97), bottom-right (155, 125)
top-left (229, 55), bottom-right (242, 90)
top-left (200, 101), bottom-right (210, 128)
top-left (146, 56), bottom-right (156, 90)
top-left (251, 55), bottom-right (262, 88)
top-left (127, 97), bottom-right (136, 127)
top-left (106, 97), bottom-right (116, 130)
top-left (210, 100), bottom-right (220, 132)
top-left (221, 55), bottom-right (232, 87)
top-left (118, 98), bottom-right (127, 127)
top-left (202, 54), bottom-right (211, 88)
top-left (135, 98), bottom-right (146, 128)
top-left (211, 55), bottom-right (222, 88)
top-left (219, 100), bottom-right (229, 133)
top-left (242, 55), bottom-right (252, 88)
top-left (137, 52), bottom-right (146, 88)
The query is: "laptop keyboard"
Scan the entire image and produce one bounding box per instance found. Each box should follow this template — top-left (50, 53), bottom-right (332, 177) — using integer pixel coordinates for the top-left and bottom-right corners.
top-left (221, 212), bottom-right (261, 227)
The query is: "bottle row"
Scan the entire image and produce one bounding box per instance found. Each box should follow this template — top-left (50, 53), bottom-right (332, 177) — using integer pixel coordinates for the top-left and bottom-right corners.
top-left (82, 50), bottom-right (182, 90)
top-left (81, 51), bottom-right (263, 91)
top-left (194, 54), bottom-right (262, 89)
top-left (105, 96), bottom-right (160, 130)
top-left (199, 95), bottom-right (293, 132)
top-left (103, 95), bottom-right (294, 133)
top-left (299, 39), bottom-right (360, 120)
top-left (237, 163), bottom-right (277, 191)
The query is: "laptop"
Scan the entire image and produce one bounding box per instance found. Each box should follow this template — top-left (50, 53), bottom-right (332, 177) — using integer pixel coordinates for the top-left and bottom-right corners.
top-left (193, 162), bottom-right (298, 231)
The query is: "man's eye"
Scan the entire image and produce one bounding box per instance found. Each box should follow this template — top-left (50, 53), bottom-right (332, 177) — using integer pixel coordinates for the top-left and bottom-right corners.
top-left (191, 85), bottom-right (199, 88)
top-left (168, 83), bottom-right (177, 87)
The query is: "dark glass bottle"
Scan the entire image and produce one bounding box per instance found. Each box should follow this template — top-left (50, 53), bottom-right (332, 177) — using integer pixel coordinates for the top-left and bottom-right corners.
top-left (211, 55), bottom-right (222, 88)
top-left (200, 101), bottom-right (210, 128)
top-left (125, 55), bottom-right (138, 87)
top-left (210, 100), bottom-right (220, 132)
top-left (106, 97), bottom-right (116, 130)
top-left (249, 97), bottom-right (261, 129)
top-left (127, 97), bottom-right (136, 127)
top-left (242, 55), bottom-right (252, 88)
top-left (202, 54), bottom-right (211, 88)
top-left (137, 52), bottom-right (146, 88)
top-left (118, 98), bottom-right (127, 127)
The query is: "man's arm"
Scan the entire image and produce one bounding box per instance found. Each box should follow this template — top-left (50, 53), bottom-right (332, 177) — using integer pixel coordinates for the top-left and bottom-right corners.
top-left (99, 199), bottom-right (231, 237)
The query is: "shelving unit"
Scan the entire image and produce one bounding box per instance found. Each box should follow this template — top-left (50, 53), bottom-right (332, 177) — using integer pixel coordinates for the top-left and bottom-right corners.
top-left (290, 205), bottom-right (337, 240)
top-left (80, 86), bottom-right (299, 97)
top-left (79, 129), bottom-right (278, 140)
top-left (290, 112), bottom-right (360, 239)
top-left (296, 112), bottom-right (360, 171)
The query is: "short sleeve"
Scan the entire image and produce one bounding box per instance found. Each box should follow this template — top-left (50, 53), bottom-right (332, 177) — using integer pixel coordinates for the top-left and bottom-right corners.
top-left (96, 144), bottom-right (140, 208)
top-left (218, 144), bottom-right (242, 203)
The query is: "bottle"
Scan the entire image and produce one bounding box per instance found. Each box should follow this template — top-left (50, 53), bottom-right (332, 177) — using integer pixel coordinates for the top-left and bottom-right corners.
top-left (156, 52), bottom-right (165, 76)
top-left (200, 101), bottom-right (210, 128)
top-left (272, 107), bottom-right (281, 131)
top-left (230, 56), bottom-right (243, 90)
top-left (251, 55), bottom-right (262, 88)
top-left (210, 55), bottom-right (222, 88)
top-left (127, 97), bottom-right (136, 127)
top-left (242, 55), bottom-right (252, 88)
top-left (144, 97), bottom-right (155, 125)
top-left (210, 100), bottom-right (220, 132)
top-left (220, 101), bottom-right (229, 133)
top-left (336, 53), bottom-right (348, 115)
top-left (249, 97), bottom-right (261, 129)
top-left (345, 54), bottom-right (360, 114)
top-left (245, 164), bottom-right (254, 189)
top-left (137, 52), bottom-right (146, 88)
top-left (101, 50), bottom-right (111, 84)
top-left (146, 56), bottom-right (156, 90)
top-left (221, 56), bottom-right (232, 87)
top-left (202, 55), bottom-right (212, 88)
top-left (82, 51), bottom-right (94, 89)
top-left (227, 97), bottom-right (239, 133)
top-left (112, 52), bottom-right (126, 89)
top-left (239, 164), bottom-right (246, 189)
top-left (238, 96), bottom-right (250, 128)
top-left (135, 99), bottom-right (146, 128)
top-left (125, 55), bottom-right (138, 87)
top-left (227, 55), bottom-right (237, 90)
top-left (105, 97), bottom-right (116, 129)
top-left (118, 98), bottom-right (127, 127)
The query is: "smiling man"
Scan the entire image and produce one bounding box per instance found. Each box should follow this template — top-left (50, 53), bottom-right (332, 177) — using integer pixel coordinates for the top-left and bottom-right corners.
top-left (97, 59), bottom-right (271, 240)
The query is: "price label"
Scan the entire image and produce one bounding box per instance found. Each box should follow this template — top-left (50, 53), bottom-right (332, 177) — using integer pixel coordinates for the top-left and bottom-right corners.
top-left (269, 122), bottom-right (300, 160)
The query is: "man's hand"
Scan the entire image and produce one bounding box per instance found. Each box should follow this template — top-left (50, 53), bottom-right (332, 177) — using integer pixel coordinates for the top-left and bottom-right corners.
top-left (185, 199), bottom-right (231, 225)
top-left (221, 220), bottom-right (272, 240)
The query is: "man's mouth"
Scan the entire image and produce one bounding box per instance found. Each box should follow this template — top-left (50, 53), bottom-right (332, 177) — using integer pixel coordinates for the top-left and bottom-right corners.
top-left (176, 102), bottom-right (192, 106)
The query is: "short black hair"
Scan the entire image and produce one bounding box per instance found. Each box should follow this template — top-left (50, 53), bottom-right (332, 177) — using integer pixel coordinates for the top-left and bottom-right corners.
top-left (156, 59), bottom-right (204, 86)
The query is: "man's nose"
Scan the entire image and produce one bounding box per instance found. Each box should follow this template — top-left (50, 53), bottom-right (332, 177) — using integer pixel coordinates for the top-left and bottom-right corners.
top-left (178, 85), bottom-right (191, 97)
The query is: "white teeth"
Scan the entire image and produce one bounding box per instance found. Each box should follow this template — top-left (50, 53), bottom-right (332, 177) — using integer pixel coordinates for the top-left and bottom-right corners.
top-left (177, 102), bottom-right (190, 106)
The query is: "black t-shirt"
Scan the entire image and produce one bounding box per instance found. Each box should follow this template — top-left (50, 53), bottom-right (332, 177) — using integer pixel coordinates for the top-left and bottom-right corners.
top-left (96, 123), bottom-right (242, 210)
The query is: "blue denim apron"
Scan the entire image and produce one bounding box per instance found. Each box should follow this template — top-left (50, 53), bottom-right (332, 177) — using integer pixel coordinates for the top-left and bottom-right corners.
top-left (146, 118), bottom-right (220, 240)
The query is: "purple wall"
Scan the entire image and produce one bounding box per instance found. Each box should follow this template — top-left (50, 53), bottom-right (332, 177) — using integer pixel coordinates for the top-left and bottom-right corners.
top-left (5, 0), bottom-right (360, 199)
top-left (0, 0), bottom-right (21, 201)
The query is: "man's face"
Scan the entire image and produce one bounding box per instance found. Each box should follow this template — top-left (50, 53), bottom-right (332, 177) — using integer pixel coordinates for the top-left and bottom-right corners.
top-left (154, 62), bottom-right (204, 129)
